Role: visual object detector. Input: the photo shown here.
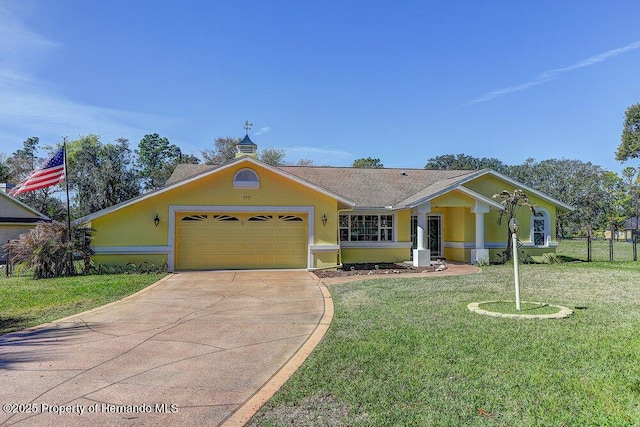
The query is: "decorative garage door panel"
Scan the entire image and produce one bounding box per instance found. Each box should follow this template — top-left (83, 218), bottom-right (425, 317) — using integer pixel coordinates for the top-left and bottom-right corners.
top-left (175, 213), bottom-right (307, 269)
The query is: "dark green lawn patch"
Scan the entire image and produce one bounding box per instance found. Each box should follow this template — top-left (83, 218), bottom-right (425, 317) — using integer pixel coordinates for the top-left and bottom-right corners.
top-left (556, 254), bottom-right (582, 262)
top-left (0, 273), bottom-right (165, 335)
top-left (250, 263), bottom-right (640, 426)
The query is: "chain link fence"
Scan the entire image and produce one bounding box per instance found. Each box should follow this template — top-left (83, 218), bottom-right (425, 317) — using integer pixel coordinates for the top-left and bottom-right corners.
top-left (558, 234), bottom-right (638, 262)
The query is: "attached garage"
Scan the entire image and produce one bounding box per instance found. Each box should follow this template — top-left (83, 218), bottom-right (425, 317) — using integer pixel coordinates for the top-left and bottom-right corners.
top-left (76, 155), bottom-right (356, 272)
top-left (175, 212), bottom-right (307, 270)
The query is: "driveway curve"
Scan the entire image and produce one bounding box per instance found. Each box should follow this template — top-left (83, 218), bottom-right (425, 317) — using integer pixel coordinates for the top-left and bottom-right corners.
top-left (0, 271), bottom-right (328, 426)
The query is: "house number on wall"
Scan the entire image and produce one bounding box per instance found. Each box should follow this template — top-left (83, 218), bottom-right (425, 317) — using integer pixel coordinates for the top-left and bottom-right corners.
top-left (243, 195), bottom-right (251, 200)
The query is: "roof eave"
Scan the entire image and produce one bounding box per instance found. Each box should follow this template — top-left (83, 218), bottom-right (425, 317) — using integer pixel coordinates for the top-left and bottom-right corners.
top-left (248, 158), bottom-right (356, 206)
top-left (476, 169), bottom-right (575, 211)
top-left (399, 184), bottom-right (505, 211)
top-left (397, 170), bottom-right (486, 209)
top-left (456, 186), bottom-right (506, 210)
top-left (397, 168), bottom-right (574, 212)
top-left (0, 191), bottom-right (51, 221)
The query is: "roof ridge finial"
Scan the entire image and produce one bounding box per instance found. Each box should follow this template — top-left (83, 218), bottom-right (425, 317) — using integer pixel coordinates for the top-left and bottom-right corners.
top-left (244, 120), bottom-right (253, 136)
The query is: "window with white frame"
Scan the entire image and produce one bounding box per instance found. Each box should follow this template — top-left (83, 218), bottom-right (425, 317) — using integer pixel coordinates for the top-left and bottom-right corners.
top-left (531, 208), bottom-right (549, 246)
top-left (339, 214), bottom-right (393, 242)
top-left (233, 168), bottom-right (259, 189)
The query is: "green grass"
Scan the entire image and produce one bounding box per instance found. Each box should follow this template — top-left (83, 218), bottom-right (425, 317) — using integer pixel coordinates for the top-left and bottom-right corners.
top-left (3, 241), bottom-right (639, 424)
top-left (0, 273), bottom-right (165, 335)
top-left (250, 260), bottom-right (640, 426)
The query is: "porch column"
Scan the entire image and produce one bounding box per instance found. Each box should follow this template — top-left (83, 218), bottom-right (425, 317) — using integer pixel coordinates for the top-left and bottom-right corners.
top-left (413, 202), bottom-right (431, 267)
top-left (471, 201), bottom-right (490, 264)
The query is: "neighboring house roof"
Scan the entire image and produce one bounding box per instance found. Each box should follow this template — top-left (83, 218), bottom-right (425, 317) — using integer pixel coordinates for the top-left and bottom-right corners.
top-left (0, 191), bottom-right (51, 223)
top-left (623, 217), bottom-right (640, 230)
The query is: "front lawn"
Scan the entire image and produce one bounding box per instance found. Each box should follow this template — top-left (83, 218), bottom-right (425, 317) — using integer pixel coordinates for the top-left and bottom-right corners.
top-left (250, 262), bottom-right (640, 426)
top-left (0, 273), bottom-right (165, 335)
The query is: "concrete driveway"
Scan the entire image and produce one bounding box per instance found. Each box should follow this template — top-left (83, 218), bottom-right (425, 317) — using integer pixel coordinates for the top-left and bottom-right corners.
top-left (0, 271), bottom-right (330, 426)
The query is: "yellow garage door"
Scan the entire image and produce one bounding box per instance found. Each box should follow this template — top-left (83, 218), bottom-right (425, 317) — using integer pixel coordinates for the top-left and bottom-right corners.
top-left (175, 212), bottom-right (307, 270)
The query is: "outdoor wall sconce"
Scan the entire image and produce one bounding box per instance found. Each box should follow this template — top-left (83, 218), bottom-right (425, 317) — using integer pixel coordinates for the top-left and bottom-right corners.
top-left (154, 214), bottom-right (160, 227)
top-left (322, 214), bottom-right (327, 227)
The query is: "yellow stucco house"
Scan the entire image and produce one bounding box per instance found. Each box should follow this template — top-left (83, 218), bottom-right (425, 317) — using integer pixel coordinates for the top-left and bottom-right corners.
top-left (74, 138), bottom-right (572, 271)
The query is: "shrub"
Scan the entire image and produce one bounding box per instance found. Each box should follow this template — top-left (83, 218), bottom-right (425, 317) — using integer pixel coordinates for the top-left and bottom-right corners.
top-left (4, 222), bottom-right (93, 279)
top-left (95, 261), bottom-right (167, 275)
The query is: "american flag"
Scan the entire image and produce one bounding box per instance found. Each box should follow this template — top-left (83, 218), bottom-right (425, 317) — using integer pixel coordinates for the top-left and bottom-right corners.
top-left (9, 147), bottom-right (66, 196)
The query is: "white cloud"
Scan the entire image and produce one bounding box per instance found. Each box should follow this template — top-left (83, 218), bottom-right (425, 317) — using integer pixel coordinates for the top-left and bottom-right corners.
top-left (469, 40), bottom-right (640, 105)
top-left (542, 40), bottom-right (640, 78)
top-left (254, 126), bottom-right (272, 136)
top-left (0, 70), bottom-right (182, 149)
top-left (468, 80), bottom-right (546, 104)
top-left (284, 145), bottom-right (352, 166)
top-left (0, 3), bottom-right (181, 152)
top-left (286, 145), bottom-right (351, 157)
top-left (0, 3), bottom-right (60, 70)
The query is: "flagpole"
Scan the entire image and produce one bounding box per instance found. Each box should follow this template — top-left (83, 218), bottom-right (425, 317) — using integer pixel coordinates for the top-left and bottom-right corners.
top-left (63, 137), bottom-right (74, 275)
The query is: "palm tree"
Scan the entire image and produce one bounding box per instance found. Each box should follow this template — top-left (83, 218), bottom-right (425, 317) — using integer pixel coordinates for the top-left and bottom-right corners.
top-left (493, 189), bottom-right (535, 262)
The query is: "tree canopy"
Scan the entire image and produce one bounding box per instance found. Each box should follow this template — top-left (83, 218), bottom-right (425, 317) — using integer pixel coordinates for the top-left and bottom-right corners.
top-left (507, 158), bottom-right (610, 235)
top-left (352, 157), bottom-right (384, 168)
top-left (615, 103), bottom-right (640, 162)
top-left (425, 154), bottom-right (618, 236)
top-left (201, 136), bottom-right (241, 164)
top-left (259, 147), bottom-right (286, 166)
top-left (0, 153), bottom-right (9, 185)
top-left (0, 129), bottom-right (638, 237)
top-left (68, 135), bottom-right (141, 218)
top-left (425, 153), bottom-right (506, 171)
top-left (295, 158), bottom-right (315, 166)
top-left (136, 133), bottom-right (183, 191)
top-left (6, 137), bottom-right (66, 220)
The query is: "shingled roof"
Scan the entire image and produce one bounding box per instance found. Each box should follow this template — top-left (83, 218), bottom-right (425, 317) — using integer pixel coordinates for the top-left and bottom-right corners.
top-left (623, 217), bottom-right (640, 230)
top-left (75, 156), bottom-right (573, 227)
top-left (168, 163), bottom-right (482, 208)
top-left (167, 164), bottom-right (219, 184)
top-left (279, 166), bottom-right (479, 208)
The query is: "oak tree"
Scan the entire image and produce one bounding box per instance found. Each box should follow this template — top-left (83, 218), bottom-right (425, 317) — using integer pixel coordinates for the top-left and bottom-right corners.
top-left (136, 133), bottom-right (182, 190)
top-left (615, 103), bottom-right (640, 162)
top-left (352, 157), bottom-right (384, 168)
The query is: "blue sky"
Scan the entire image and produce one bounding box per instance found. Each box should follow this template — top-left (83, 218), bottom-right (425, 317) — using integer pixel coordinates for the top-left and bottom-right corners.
top-left (1, 1), bottom-right (639, 172)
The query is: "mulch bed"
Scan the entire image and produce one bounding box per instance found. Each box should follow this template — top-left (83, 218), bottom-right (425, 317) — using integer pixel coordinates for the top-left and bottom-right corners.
top-left (313, 262), bottom-right (441, 278)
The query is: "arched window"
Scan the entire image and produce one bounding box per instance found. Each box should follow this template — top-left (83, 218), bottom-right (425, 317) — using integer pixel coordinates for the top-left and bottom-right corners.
top-left (233, 168), bottom-right (259, 189)
top-left (530, 208), bottom-right (550, 246)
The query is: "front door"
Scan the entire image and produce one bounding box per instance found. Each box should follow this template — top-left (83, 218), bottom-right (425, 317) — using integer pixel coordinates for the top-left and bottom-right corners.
top-left (427, 214), bottom-right (443, 258)
top-left (411, 214), bottom-right (443, 259)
